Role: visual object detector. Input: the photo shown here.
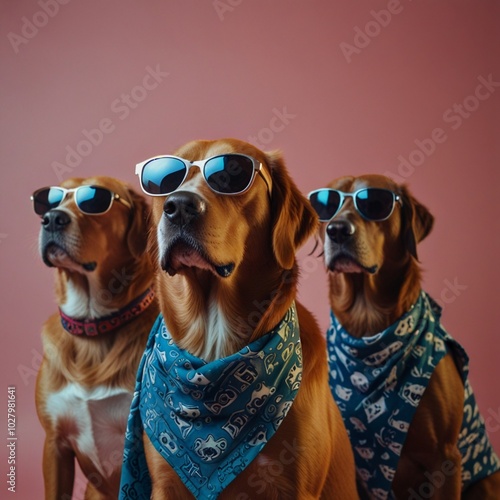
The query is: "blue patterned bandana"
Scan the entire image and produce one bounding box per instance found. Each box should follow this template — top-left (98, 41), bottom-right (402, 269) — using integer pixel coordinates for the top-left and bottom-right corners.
top-left (120, 304), bottom-right (302, 499)
top-left (327, 291), bottom-right (500, 499)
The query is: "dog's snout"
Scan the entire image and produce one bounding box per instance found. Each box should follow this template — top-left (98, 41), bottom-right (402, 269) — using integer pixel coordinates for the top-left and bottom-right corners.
top-left (42, 210), bottom-right (71, 232)
top-left (326, 220), bottom-right (356, 244)
top-left (164, 191), bottom-right (205, 226)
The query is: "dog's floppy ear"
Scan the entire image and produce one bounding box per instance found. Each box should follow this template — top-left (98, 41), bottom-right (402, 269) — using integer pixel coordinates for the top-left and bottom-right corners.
top-left (399, 185), bottom-right (434, 260)
top-left (125, 188), bottom-right (151, 259)
top-left (266, 150), bottom-right (319, 270)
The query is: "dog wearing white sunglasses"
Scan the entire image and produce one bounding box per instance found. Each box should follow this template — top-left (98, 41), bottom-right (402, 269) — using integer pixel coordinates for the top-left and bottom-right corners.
top-left (119, 139), bottom-right (359, 499)
top-left (33, 176), bottom-right (159, 499)
top-left (309, 174), bottom-right (500, 499)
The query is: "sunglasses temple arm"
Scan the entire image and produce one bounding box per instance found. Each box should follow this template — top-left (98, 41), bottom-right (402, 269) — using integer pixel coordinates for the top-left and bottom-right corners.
top-left (258, 164), bottom-right (273, 197)
top-left (116, 195), bottom-right (132, 208)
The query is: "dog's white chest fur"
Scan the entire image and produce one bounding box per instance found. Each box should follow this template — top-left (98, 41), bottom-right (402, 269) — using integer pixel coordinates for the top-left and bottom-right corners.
top-left (46, 383), bottom-right (132, 477)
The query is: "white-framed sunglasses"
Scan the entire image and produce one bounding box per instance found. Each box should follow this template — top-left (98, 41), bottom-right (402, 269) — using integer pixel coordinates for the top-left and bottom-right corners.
top-left (31, 185), bottom-right (131, 216)
top-left (308, 187), bottom-right (402, 222)
top-left (135, 153), bottom-right (272, 197)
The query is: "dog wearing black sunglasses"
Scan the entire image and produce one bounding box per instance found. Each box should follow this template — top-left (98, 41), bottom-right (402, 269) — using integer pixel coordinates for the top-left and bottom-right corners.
top-left (34, 176), bottom-right (159, 499)
top-left (119, 139), bottom-right (359, 499)
top-left (309, 174), bottom-right (500, 499)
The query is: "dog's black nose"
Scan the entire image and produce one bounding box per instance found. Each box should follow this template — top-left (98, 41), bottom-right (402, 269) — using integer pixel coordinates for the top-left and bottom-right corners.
top-left (164, 192), bottom-right (205, 226)
top-left (326, 220), bottom-right (356, 244)
top-left (42, 210), bottom-right (71, 232)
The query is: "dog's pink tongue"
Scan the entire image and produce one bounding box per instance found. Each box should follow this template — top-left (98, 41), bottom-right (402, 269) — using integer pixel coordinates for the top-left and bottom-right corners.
top-left (47, 246), bottom-right (81, 271)
top-left (47, 245), bottom-right (69, 263)
top-left (334, 258), bottom-right (364, 273)
top-left (171, 247), bottom-right (213, 272)
top-left (46, 245), bottom-right (96, 273)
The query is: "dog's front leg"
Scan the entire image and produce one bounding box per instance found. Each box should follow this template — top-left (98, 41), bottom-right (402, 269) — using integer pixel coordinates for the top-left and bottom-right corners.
top-left (42, 435), bottom-right (75, 500)
top-left (392, 354), bottom-right (464, 499)
top-left (144, 433), bottom-right (194, 499)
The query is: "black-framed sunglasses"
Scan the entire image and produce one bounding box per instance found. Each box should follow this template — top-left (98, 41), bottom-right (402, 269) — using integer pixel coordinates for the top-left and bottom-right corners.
top-left (308, 188), bottom-right (402, 222)
top-left (31, 186), bottom-right (131, 217)
top-left (135, 153), bottom-right (272, 197)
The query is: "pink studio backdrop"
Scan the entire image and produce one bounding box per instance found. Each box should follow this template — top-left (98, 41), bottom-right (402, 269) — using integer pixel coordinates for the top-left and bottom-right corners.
top-left (1, 1), bottom-right (499, 497)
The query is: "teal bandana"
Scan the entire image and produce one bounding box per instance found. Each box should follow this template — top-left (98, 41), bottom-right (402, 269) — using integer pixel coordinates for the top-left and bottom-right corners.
top-left (120, 304), bottom-right (302, 499)
top-left (327, 291), bottom-right (500, 499)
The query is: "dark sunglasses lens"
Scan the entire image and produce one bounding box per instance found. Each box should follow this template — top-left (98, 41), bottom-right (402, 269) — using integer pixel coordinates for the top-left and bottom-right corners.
top-left (33, 188), bottom-right (65, 216)
top-left (141, 158), bottom-right (187, 195)
top-left (356, 189), bottom-right (394, 220)
top-left (308, 190), bottom-right (342, 221)
top-left (76, 186), bottom-right (113, 214)
top-left (204, 155), bottom-right (254, 194)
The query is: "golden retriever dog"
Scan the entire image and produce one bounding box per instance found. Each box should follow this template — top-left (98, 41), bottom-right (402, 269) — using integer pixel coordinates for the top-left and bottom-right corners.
top-left (119, 139), bottom-right (359, 499)
top-left (308, 174), bottom-right (500, 499)
top-left (33, 176), bottom-right (159, 499)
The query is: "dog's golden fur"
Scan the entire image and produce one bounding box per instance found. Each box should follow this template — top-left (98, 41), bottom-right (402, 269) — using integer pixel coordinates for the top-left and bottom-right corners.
top-left (35, 176), bottom-right (159, 499)
top-left (317, 174), bottom-right (500, 499)
top-left (143, 138), bottom-right (359, 499)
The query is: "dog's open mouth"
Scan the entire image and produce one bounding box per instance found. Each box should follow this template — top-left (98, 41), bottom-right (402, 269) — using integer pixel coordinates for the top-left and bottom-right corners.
top-left (163, 240), bottom-right (234, 278)
top-left (43, 243), bottom-right (97, 272)
top-left (329, 253), bottom-right (377, 275)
